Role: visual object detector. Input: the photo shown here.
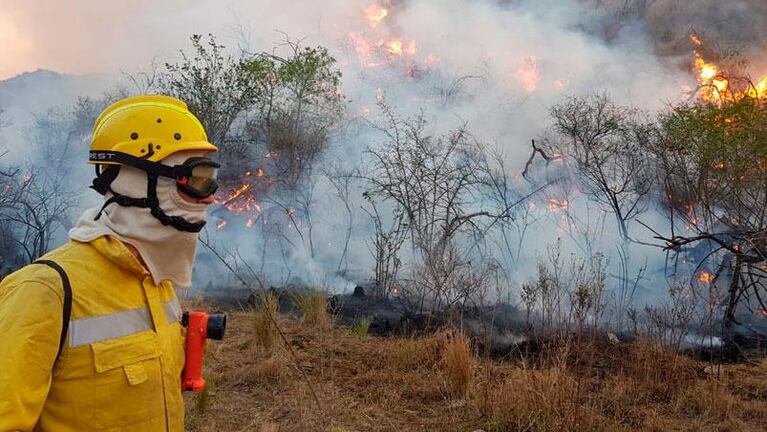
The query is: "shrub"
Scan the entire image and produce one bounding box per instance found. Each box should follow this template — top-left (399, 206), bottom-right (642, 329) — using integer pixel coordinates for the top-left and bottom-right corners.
top-left (253, 293), bottom-right (279, 351)
top-left (350, 319), bottom-right (370, 337)
top-left (295, 292), bottom-right (331, 329)
top-left (441, 331), bottom-right (474, 398)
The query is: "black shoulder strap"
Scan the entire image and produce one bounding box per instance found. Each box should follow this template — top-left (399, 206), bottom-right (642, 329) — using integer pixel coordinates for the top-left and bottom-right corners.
top-left (31, 260), bottom-right (72, 362)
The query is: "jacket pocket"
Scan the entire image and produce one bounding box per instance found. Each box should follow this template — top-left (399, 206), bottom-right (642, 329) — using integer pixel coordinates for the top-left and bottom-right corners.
top-left (89, 331), bottom-right (165, 428)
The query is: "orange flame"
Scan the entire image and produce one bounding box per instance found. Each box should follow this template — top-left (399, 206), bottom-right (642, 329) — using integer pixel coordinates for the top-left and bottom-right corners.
top-left (387, 38), bottom-right (416, 56)
top-left (516, 55), bottom-right (541, 94)
top-left (547, 198), bottom-right (569, 213)
top-left (364, 5), bottom-right (388, 28)
top-left (690, 33), bottom-right (767, 103)
top-left (348, 4), bottom-right (426, 69)
top-left (698, 271), bottom-right (714, 284)
top-left (227, 184), bottom-right (251, 201)
top-left (348, 32), bottom-right (372, 56)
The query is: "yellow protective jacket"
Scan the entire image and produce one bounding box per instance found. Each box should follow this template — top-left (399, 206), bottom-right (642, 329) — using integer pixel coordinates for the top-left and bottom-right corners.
top-left (0, 236), bottom-right (186, 431)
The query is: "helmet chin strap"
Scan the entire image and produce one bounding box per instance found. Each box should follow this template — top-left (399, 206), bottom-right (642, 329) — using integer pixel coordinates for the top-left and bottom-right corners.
top-left (93, 168), bottom-right (206, 233)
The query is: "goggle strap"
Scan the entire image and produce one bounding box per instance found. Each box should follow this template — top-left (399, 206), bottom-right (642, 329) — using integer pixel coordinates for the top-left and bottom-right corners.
top-left (91, 173), bottom-right (204, 233)
top-left (145, 173), bottom-right (204, 232)
top-left (90, 151), bottom-right (193, 179)
top-left (91, 165), bottom-right (121, 195)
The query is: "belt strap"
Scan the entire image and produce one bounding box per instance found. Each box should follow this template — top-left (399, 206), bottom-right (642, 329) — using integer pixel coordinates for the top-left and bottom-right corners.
top-left (31, 260), bottom-right (72, 363)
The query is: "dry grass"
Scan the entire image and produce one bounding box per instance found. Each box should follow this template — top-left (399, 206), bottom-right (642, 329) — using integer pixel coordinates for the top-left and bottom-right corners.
top-left (441, 331), bottom-right (474, 397)
top-left (295, 292), bottom-right (331, 329)
top-left (185, 308), bottom-right (767, 432)
top-left (252, 293), bottom-right (279, 352)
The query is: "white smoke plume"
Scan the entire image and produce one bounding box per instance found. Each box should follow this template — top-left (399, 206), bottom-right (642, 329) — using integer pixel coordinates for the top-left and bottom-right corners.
top-left (1, 0), bottom-right (764, 306)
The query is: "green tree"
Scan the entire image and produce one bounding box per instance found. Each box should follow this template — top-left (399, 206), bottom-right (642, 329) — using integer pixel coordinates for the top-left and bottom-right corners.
top-left (652, 95), bottom-right (767, 325)
top-left (242, 41), bottom-right (345, 188)
top-left (158, 34), bottom-right (261, 149)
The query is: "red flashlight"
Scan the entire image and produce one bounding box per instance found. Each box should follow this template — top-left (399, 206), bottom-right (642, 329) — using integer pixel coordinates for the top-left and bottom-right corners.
top-left (181, 310), bottom-right (227, 392)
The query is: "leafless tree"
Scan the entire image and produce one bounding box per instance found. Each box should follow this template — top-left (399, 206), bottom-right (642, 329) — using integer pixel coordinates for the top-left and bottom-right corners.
top-left (521, 239), bottom-right (608, 337)
top-left (547, 94), bottom-right (654, 242)
top-left (122, 57), bottom-right (161, 95)
top-left (428, 73), bottom-right (483, 108)
top-left (32, 94), bottom-right (120, 171)
top-left (484, 148), bottom-right (547, 278)
top-left (641, 282), bottom-right (698, 351)
top-left (324, 165), bottom-right (359, 273)
top-left (263, 175), bottom-right (318, 259)
top-left (0, 171), bottom-right (77, 262)
top-left (362, 199), bottom-right (408, 299)
top-left (362, 104), bottom-right (530, 312)
top-left (0, 140), bottom-right (23, 275)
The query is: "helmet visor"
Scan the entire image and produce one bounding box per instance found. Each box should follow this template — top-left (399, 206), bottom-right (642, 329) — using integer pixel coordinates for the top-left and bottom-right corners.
top-left (177, 157), bottom-right (220, 199)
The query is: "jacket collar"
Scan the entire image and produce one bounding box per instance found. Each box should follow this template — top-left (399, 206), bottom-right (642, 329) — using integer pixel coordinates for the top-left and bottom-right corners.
top-left (87, 235), bottom-right (150, 278)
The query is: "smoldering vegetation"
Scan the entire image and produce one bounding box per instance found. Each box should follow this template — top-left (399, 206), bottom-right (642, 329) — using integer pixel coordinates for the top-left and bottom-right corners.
top-left (1, 0), bottom-right (767, 361)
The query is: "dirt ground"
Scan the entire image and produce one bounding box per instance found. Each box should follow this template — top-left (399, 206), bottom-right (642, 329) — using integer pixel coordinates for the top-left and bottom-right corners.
top-left (184, 310), bottom-right (767, 432)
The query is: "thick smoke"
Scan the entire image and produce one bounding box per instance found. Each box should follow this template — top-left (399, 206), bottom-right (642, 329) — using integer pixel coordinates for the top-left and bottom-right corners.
top-left (192, 0), bottom-right (689, 297)
top-left (1, 0), bottom-right (765, 309)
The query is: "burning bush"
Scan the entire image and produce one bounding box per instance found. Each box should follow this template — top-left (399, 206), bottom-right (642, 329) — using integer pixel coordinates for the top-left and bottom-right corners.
top-left (159, 34), bottom-right (345, 260)
top-left (652, 94), bottom-right (767, 328)
top-left (547, 94), bottom-right (655, 242)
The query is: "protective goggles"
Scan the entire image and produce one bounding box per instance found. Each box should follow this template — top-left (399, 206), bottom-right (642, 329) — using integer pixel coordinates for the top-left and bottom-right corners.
top-left (174, 157), bottom-right (220, 199)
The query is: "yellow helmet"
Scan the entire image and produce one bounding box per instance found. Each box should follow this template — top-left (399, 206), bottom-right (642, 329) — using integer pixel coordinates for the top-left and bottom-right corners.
top-left (88, 95), bottom-right (220, 233)
top-left (89, 94), bottom-right (217, 165)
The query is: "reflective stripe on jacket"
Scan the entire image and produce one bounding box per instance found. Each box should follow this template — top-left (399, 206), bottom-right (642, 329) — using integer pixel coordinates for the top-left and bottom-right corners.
top-left (0, 236), bottom-right (186, 431)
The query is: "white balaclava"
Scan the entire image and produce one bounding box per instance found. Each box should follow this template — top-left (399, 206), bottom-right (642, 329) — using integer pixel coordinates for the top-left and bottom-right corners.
top-left (69, 152), bottom-right (210, 287)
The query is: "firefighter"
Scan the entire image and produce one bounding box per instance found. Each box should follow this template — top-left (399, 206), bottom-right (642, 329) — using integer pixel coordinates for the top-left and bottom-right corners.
top-left (0, 95), bottom-right (219, 431)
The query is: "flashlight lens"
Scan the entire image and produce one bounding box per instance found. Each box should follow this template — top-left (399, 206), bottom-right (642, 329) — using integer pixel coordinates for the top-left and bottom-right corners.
top-left (206, 314), bottom-right (226, 340)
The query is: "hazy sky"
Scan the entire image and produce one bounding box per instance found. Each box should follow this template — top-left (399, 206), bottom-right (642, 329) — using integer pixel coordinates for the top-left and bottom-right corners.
top-left (0, 0), bottom-right (360, 80)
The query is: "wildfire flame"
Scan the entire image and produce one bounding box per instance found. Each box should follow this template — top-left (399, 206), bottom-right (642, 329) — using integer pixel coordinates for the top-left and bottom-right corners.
top-left (387, 38), bottom-right (417, 56)
top-left (690, 33), bottom-right (767, 103)
top-left (364, 4), bottom-right (388, 28)
top-left (517, 55), bottom-right (541, 94)
top-left (547, 198), bottom-right (569, 213)
top-left (348, 4), bottom-right (427, 69)
top-left (213, 162), bottom-right (276, 230)
top-left (698, 271), bottom-right (715, 284)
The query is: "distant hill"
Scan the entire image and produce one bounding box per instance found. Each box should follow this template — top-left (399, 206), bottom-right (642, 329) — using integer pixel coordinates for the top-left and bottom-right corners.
top-left (0, 68), bottom-right (113, 118)
top-left (0, 69), bottom-right (114, 161)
